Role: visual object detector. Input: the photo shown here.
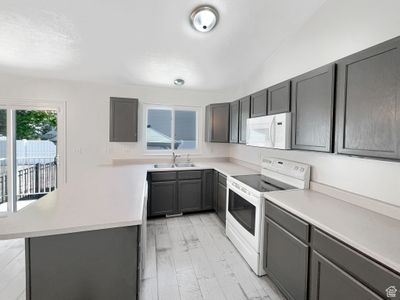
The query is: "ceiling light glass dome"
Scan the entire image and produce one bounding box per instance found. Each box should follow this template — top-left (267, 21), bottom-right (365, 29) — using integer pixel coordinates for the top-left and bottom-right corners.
top-left (190, 6), bottom-right (219, 33)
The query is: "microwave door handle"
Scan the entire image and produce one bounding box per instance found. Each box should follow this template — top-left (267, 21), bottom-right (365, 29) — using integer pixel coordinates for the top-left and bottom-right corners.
top-left (271, 116), bottom-right (276, 147)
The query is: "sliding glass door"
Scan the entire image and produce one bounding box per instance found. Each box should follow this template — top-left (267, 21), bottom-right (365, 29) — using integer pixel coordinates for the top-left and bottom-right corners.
top-left (0, 104), bottom-right (63, 214)
top-left (0, 109), bottom-right (8, 212)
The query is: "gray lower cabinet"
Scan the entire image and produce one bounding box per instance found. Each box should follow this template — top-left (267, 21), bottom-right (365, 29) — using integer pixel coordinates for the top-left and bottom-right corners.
top-left (310, 251), bottom-right (380, 300)
top-left (148, 170), bottom-right (214, 217)
top-left (250, 89), bottom-right (268, 118)
top-left (230, 100), bottom-right (240, 143)
top-left (109, 97), bottom-right (138, 142)
top-left (291, 64), bottom-right (335, 152)
top-left (202, 169), bottom-right (214, 210)
top-left (264, 216), bottom-right (309, 300)
top-left (239, 96), bottom-right (251, 144)
top-left (149, 180), bottom-right (178, 217)
top-left (264, 201), bottom-right (400, 300)
top-left (213, 170), bottom-right (219, 210)
top-left (216, 173), bottom-right (227, 224)
top-left (311, 228), bottom-right (400, 299)
top-left (205, 103), bottom-right (230, 143)
top-left (336, 37), bottom-right (400, 159)
top-left (26, 226), bottom-right (139, 300)
top-left (267, 80), bottom-right (291, 115)
top-left (179, 179), bottom-right (202, 213)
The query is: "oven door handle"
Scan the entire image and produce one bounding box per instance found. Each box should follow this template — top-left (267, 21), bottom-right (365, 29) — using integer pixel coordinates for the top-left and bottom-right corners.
top-left (227, 184), bottom-right (260, 207)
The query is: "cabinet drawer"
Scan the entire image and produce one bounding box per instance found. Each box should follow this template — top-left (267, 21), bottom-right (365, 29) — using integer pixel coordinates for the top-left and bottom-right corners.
top-left (265, 201), bottom-right (309, 243)
top-left (218, 173), bottom-right (227, 186)
top-left (150, 172), bottom-right (176, 182)
top-left (312, 229), bottom-right (400, 298)
top-left (178, 171), bottom-right (202, 180)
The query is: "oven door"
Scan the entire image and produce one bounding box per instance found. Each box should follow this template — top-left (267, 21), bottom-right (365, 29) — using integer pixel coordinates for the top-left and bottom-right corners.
top-left (228, 189), bottom-right (256, 235)
top-left (226, 182), bottom-right (263, 252)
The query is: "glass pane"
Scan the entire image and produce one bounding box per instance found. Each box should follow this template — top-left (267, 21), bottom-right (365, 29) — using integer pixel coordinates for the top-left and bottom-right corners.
top-left (146, 109), bottom-right (172, 150)
top-left (228, 190), bottom-right (256, 235)
top-left (0, 109), bottom-right (7, 213)
top-left (16, 110), bottom-right (57, 210)
top-left (174, 110), bottom-right (196, 150)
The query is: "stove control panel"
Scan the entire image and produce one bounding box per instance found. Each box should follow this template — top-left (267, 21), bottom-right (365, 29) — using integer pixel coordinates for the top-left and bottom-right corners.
top-left (262, 158), bottom-right (310, 181)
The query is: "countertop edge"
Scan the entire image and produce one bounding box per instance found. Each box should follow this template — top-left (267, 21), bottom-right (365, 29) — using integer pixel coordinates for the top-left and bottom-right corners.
top-left (264, 191), bottom-right (400, 274)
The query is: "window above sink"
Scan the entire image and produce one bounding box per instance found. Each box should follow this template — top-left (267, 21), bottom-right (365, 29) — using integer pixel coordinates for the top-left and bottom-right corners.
top-left (144, 105), bottom-right (200, 155)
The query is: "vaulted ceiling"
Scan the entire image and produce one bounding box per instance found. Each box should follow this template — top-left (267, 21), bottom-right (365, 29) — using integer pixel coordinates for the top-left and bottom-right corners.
top-left (0, 0), bottom-right (326, 90)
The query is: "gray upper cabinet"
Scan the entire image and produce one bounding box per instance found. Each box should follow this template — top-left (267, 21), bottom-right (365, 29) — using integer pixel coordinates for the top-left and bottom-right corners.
top-left (291, 64), bottom-right (335, 152)
top-left (205, 105), bottom-right (211, 142)
top-left (267, 80), bottom-right (291, 115)
top-left (336, 37), bottom-right (400, 159)
top-left (250, 89), bottom-right (268, 118)
top-left (229, 100), bottom-right (240, 143)
top-left (205, 103), bottom-right (230, 143)
top-left (109, 97), bottom-right (138, 142)
top-left (239, 96), bottom-right (251, 144)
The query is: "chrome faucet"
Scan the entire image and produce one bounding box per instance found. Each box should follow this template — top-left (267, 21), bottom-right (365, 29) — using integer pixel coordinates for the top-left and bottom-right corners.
top-left (186, 153), bottom-right (191, 162)
top-left (172, 152), bottom-right (180, 164)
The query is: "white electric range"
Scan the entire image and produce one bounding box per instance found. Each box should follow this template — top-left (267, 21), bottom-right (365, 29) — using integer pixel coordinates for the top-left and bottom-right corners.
top-left (226, 157), bottom-right (311, 276)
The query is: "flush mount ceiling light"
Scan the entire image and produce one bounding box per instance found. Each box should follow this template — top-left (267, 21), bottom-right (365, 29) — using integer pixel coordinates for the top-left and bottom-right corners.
top-left (190, 5), bottom-right (219, 33)
top-left (174, 78), bottom-right (185, 86)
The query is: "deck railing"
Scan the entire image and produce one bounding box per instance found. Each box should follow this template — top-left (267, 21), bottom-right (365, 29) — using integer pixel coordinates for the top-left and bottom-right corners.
top-left (0, 159), bottom-right (57, 204)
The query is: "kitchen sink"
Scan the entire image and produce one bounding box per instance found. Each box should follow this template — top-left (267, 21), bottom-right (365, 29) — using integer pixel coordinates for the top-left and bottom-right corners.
top-left (153, 162), bottom-right (196, 168)
top-left (153, 163), bottom-right (175, 168)
top-left (174, 162), bottom-right (196, 168)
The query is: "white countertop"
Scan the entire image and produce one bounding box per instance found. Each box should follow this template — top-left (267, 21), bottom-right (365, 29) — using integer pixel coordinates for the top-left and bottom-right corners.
top-left (0, 161), bottom-right (257, 240)
top-left (265, 189), bottom-right (400, 273)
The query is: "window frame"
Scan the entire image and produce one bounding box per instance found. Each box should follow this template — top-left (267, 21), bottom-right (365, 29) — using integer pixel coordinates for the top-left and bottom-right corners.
top-left (0, 99), bottom-right (66, 215)
top-left (143, 104), bottom-right (201, 155)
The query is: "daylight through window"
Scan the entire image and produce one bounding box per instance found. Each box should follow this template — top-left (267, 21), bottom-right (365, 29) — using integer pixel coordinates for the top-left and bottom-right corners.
top-left (145, 106), bottom-right (198, 152)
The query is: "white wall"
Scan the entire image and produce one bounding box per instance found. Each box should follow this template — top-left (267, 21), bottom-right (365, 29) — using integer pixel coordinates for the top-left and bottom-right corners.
top-left (0, 74), bottom-right (233, 181)
top-left (229, 0), bottom-right (400, 206)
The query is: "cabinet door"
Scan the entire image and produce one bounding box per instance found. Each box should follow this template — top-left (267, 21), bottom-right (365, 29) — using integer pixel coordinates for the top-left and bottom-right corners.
top-left (213, 171), bottom-right (219, 211)
top-left (239, 96), bottom-right (251, 144)
top-left (110, 97), bottom-right (138, 142)
top-left (264, 217), bottom-right (308, 300)
top-left (202, 170), bottom-right (214, 210)
top-left (210, 103), bottom-right (230, 143)
top-left (291, 64), bottom-right (335, 152)
top-left (310, 251), bottom-right (381, 300)
top-left (205, 105), bottom-right (211, 142)
top-left (217, 182), bottom-right (227, 224)
top-left (336, 37), bottom-right (400, 159)
top-left (250, 89), bottom-right (267, 118)
top-left (149, 181), bottom-right (177, 217)
top-left (230, 100), bottom-right (240, 143)
top-left (267, 80), bottom-right (291, 115)
top-left (179, 179), bottom-right (202, 213)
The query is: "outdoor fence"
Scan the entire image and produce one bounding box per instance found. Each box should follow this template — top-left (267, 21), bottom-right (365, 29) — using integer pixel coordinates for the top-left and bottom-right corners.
top-left (0, 159), bottom-right (57, 205)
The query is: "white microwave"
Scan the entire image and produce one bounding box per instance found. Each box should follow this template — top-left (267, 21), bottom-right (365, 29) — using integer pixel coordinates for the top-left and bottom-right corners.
top-left (246, 112), bottom-right (291, 149)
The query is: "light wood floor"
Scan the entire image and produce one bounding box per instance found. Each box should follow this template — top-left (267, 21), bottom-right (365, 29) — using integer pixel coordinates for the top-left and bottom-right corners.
top-left (0, 238), bottom-right (25, 300)
top-left (0, 212), bottom-right (285, 300)
top-left (141, 212), bottom-right (285, 300)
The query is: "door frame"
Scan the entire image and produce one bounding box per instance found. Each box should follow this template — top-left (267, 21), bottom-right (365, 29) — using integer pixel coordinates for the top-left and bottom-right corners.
top-left (0, 99), bottom-right (66, 214)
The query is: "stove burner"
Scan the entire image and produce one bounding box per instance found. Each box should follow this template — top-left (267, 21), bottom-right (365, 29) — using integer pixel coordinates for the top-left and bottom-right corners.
top-left (232, 174), bottom-right (296, 193)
